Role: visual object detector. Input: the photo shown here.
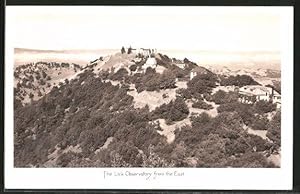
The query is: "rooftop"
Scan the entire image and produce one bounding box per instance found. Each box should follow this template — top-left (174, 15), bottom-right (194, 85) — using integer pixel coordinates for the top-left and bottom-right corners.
top-left (239, 85), bottom-right (280, 96)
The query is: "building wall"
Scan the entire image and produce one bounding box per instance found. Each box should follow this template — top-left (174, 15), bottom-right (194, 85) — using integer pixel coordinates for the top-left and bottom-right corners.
top-left (135, 48), bottom-right (155, 57)
top-left (256, 95), bottom-right (269, 101)
top-left (276, 102), bottom-right (281, 109)
top-left (190, 71), bottom-right (197, 80)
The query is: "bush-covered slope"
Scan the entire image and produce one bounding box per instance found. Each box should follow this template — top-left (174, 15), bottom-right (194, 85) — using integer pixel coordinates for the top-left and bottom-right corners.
top-left (14, 52), bottom-right (280, 168)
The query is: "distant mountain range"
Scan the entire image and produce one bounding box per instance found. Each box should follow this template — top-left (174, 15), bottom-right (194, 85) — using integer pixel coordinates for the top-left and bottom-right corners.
top-left (14, 48), bottom-right (281, 70)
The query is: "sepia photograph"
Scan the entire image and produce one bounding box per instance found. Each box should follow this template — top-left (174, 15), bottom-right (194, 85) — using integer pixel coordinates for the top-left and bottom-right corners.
top-left (5, 5), bottom-right (294, 190)
top-left (13, 7), bottom-right (282, 168)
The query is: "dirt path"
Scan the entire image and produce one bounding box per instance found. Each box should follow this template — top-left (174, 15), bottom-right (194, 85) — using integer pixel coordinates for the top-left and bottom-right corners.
top-left (95, 137), bottom-right (114, 154)
top-left (247, 128), bottom-right (268, 140)
top-left (127, 84), bottom-right (177, 112)
top-left (156, 118), bottom-right (191, 143)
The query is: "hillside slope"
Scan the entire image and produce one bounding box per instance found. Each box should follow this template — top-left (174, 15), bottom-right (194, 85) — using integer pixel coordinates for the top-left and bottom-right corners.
top-left (14, 51), bottom-right (281, 168)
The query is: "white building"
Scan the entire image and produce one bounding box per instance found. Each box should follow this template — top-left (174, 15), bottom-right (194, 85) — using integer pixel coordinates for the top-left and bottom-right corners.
top-left (238, 85), bottom-right (281, 108)
top-left (131, 48), bottom-right (157, 57)
top-left (142, 57), bottom-right (157, 71)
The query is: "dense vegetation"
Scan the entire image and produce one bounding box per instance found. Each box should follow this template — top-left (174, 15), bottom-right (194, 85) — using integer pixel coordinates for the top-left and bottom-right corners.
top-left (220, 75), bottom-right (260, 87)
top-left (14, 54), bottom-right (281, 168)
top-left (14, 62), bottom-right (81, 104)
top-left (151, 97), bottom-right (189, 124)
top-left (15, 70), bottom-right (167, 167)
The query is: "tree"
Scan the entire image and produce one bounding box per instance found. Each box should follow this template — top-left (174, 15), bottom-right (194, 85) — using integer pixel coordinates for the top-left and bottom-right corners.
top-left (158, 70), bottom-right (176, 90)
top-left (42, 71), bottom-right (47, 79)
top-left (14, 98), bottom-right (23, 110)
top-left (192, 100), bottom-right (213, 110)
top-left (29, 92), bottom-right (34, 99)
top-left (121, 46), bottom-right (126, 54)
top-left (213, 90), bottom-right (238, 104)
top-left (254, 100), bottom-right (277, 114)
top-left (250, 115), bottom-right (268, 130)
top-left (187, 73), bottom-right (217, 95)
top-left (152, 97), bottom-right (189, 123)
top-left (38, 90), bottom-right (43, 97)
top-left (129, 64), bottom-right (137, 72)
top-left (226, 152), bottom-right (275, 168)
top-left (266, 111), bottom-right (281, 147)
top-left (127, 46), bottom-right (132, 54)
top-left (220, 74), bottom-right (259, 87)
top-left (191, 112), bottom-right (212, 128)
top-left (176, 88), bottom-right (192, 99)
top-left (110, 68), bottom-right (129, 81)
top-left (192, 134), bottom-right (228, 167)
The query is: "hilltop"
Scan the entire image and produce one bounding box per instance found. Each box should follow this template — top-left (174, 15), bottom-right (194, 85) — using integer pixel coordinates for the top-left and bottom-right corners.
top-left (14, 49), bottom-right (281, 168)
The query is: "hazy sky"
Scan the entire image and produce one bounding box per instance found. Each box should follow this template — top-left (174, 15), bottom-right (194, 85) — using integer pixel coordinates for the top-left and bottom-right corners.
top-left (7, 6), bottom-right (283, 52)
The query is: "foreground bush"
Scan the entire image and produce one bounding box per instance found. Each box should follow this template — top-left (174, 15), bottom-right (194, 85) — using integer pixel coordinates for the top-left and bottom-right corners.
top-left (152, 97), bottom-right (189, 123)
top-left (187, 73), bottom-right (217, 95)
top-left (254, 100), bottom-right (277, 114)
top-left (192, 100), bottom-right (213, 110)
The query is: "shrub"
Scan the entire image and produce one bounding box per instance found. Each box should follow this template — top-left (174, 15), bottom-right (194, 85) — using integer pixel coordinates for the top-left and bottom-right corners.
top-left (250, 115), bottom-right (269, 130)
top-left (213, 90), bottom-right (239, 104)
top-left (39, 79), bottom-right (46, 85)
top-left (225, 137), bottom-right (249, 155)
top-left (226, 152), bottom-right (275, 168)
top-left (35, 73), bottom-right (41, 80)
top-left (152, 97), bottom-right (189, 122)
top-left (217, 102), bottom-right (239, 113)
top-left (217, 102), bottom-right (255, 126)
top-left (176, 88), bottom-right (193, 99)
top-left (192, 134), bottom-right (228, 167)
top-left (109, 68), bottom-right (129, 81)
top-left (29, 92), bottom-right (34, 99)
top-left (42, 71), bottom-right (47, 78)
top-left (192, 100), bottom-right (213, 110)
top-left (38, 90), bottom-right (43, 97)
top-left (247, 134), bottom-right (269, 152)
top-left (190, 112), bottom-right (212, 128)
top-left (14, 98), bottom-right (23, 110)
top-left (254, 100), bottom-right (277, 114)
top-left (187, 73), bottom-right (217, 95)
top-left (129, 64), bottom-right (137, 71)
top-left (132, 69), bottom-right (176, 92)
top-left (220, 74), bottom-right (259, 87)
top-left (266, 111), bottom-right (281, 147)
top-left (213, 112), bottom-right (243, 132)
top-left (158, 70), bottom-right (176, 90)
top-left (56, 152), bottom-right (78, 167)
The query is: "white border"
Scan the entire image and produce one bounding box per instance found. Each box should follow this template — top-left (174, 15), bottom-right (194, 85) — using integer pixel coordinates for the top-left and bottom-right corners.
top-left (5, 6), bottom-right (294, 190)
